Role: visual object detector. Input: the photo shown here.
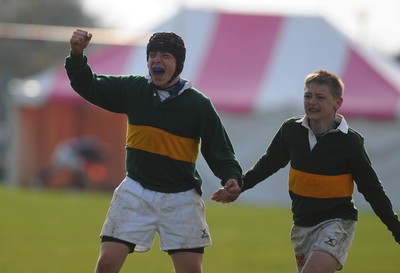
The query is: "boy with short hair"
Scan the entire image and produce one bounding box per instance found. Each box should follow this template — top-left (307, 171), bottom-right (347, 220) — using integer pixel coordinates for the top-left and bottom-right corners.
top-left (213, 69), bottom-right (400, 272)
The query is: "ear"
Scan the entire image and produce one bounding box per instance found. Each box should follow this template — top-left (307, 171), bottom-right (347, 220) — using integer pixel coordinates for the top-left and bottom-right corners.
top-left (335, 97), bottom-right (343, 111)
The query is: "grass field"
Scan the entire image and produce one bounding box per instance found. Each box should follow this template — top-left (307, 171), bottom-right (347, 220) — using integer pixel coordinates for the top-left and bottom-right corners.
top-left (0, 185), bottom-right (399, 273)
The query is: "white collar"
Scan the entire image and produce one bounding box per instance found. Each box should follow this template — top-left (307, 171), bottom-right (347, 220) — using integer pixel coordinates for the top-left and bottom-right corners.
top-left (296, 114), bottom-right (349, 134)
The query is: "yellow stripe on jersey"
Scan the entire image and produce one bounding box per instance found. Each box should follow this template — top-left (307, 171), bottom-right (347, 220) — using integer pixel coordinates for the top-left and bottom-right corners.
top-left (289, 167), bottom-right (354, 198)
top-left (126, 124), bottom-right (200, 163)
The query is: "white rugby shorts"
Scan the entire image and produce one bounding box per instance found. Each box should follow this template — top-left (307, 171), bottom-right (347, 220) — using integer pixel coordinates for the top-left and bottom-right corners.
top-left (290, 218), bottom-right (356, 271)
top-left (100, 176), bottom-right (212, 252)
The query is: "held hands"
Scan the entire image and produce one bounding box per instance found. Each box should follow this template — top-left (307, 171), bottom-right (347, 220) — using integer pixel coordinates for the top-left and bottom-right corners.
top-left (211, 179), bottom-right (241, 204)
top-left (70, 29), bottom-right (92, 55)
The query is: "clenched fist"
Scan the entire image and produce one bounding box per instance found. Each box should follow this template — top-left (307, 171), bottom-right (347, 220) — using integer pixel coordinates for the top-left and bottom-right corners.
top-left (70, 28), bottom-right (92, 55)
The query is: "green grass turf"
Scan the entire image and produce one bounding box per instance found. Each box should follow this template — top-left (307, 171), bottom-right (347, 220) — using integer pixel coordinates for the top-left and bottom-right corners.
top-left (0, 185), bottom-right (398, 273)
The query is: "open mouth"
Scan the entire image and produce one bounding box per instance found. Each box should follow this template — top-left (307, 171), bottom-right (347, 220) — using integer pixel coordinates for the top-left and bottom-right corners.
top-left (152, 67), bottom-right (165, 76)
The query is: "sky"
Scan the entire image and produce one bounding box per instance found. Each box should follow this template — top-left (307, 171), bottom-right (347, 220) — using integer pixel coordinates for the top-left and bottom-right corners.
top-left (82, 0), bottom-right (400, 57)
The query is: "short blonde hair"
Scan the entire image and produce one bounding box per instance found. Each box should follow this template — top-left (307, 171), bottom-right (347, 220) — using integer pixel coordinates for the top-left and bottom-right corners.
top-left (304, 69), bottom-right (344, 98)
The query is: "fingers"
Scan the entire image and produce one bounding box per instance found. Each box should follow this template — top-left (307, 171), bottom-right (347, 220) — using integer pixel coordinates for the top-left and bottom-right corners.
top-left (70, 29), bottom-right (92, 55)
top-left (211, 182), bottom-right (241, 204)
top-left (224, 179), bottom-right (241, 194)
top-left (211, 188), bottom-right (226, 203)
top-left (222, 189), bottom-right (240, 203)
top-left (71, 29), bottom-right (92, 45)
top-left (211, 188), bottom-right (234, 203)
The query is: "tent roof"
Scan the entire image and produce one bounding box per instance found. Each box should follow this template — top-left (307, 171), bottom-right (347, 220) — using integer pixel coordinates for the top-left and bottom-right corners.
top-left (13, 8), bottom-right (400, 120)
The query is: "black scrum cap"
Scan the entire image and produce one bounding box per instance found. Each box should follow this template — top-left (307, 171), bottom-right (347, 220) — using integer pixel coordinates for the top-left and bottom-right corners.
top-left (146, 32), bottom-right (186, 79)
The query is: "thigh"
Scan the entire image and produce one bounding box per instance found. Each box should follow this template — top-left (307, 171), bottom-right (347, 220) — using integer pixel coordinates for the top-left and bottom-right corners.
top-left (170, 251), bottom-right (203, 273)
top-left (301, 250), bottom-right (338, 273)
top-left (100, 177), bottom-right (157, 252)
top-left (95, 241), bottom-right (130, 273)
top-left (291, 219), bottom-right (356, 272)
top-left (158, 189), bottom-right (212, 251)
top-left (312, 219), bottom-right (356, 270)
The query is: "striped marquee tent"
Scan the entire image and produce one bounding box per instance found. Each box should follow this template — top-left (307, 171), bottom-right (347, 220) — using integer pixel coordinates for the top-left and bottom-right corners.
top-left (8, 8), bottom-right (400, 207)
top-left (38, 8), bottom-right (400, 119)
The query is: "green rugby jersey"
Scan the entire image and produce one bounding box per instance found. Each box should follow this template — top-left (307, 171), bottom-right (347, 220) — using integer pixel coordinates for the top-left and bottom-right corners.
top-left (65, 53), bottom-right (242, 194)
top-left (242, 115), bottom-right (400, 240)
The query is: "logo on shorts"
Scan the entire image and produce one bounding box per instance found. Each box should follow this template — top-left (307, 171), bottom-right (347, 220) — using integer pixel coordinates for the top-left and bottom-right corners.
top-left (324, 236), bottom-right (337, 247)
top-left (200, 229), bottom-right (210, 238)
top-left (295, 254), bottom-right (306, 267)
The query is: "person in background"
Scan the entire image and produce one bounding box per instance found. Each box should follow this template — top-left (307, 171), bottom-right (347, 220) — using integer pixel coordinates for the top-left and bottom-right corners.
top-left (213, 69), bottom-right (400, 272)
top-left (34, 136), bottom-right (107, 189)
top-left (65, 29), bottom-right (242, 273)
